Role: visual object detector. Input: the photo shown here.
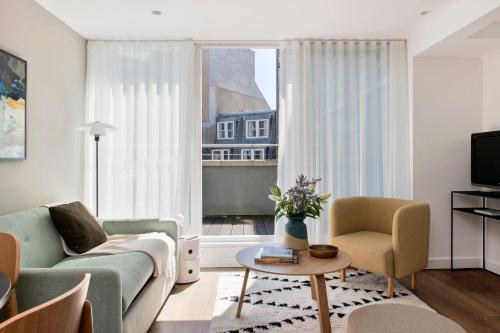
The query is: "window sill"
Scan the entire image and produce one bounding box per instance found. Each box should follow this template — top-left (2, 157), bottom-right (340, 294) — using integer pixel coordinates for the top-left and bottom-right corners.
top-left (200, 236), bottom-right (274, 267)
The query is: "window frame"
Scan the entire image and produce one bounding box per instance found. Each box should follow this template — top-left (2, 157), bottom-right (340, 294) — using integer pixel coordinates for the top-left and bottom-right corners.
top-left (241, 148), bottom-right (265, 160)
top-left (197, 44), bottom-right (279, 257)
top-left (246, 119), bottom-right (269, 139)
top-left (253, 148), bottom-right (265, 160)
top-left (241, 149), bottom-right (252, 160)
top-left (217, 121), bottom-right (235, 140)
top-left (211, 149), bottom-right (230, 160)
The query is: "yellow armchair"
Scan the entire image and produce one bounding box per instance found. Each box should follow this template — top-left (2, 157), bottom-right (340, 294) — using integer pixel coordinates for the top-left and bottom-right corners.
top-left (330, 197), bottom-right (430, 297)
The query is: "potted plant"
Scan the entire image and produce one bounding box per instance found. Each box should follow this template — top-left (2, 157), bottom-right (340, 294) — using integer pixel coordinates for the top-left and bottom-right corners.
top-left (269, 174), bottom-right (331, 250)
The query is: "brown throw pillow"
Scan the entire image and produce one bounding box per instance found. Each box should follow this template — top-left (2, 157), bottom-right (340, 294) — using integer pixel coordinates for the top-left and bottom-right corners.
top-left (49, 201), bottom-right (107, 254)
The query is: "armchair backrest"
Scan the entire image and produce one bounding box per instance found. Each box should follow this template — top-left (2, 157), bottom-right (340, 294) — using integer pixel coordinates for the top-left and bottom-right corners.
top-left (330, 196), bottom-right (417, 236)
top-left (330, 197), bottom-right (370, 236)
top-left (366, 197), bottom-right (415, 235)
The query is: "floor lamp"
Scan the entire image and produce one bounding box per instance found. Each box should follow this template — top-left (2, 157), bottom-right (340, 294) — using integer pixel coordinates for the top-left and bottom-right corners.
top-left (78, 121), bottom-right (118, 216)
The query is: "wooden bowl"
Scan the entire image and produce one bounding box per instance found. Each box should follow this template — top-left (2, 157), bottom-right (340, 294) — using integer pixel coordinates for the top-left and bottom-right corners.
top-left (309, 245), bottom-right (338, 258)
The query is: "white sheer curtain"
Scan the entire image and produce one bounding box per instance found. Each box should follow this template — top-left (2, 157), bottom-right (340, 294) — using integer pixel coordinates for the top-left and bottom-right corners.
top-left (84, 41), bottom-right (197, 230)
top-left (277, 40), bottom-right (410, 243)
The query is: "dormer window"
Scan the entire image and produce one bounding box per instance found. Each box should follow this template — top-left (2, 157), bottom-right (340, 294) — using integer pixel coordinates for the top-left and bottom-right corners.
top-left (246, 119), bottom-right (269, 138)
top-left (217, 121), bottom-right (234, 139)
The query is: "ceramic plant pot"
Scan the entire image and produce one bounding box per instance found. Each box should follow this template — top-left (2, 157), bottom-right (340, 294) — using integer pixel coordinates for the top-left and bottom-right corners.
top-left (283, 216), bottom-right (308, 250)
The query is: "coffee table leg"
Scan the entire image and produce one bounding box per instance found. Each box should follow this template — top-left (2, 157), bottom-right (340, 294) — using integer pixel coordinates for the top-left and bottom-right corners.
top-left (310, 275), bottom-right (317, 300)
top-left (236, 268), bottom-right (250, 318)
top-left (313, 274), bottom-right (332, 333)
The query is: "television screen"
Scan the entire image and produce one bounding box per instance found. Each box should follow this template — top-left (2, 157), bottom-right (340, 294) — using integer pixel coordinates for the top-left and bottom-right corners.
top-left (471, 131), bottom-right (500, 188)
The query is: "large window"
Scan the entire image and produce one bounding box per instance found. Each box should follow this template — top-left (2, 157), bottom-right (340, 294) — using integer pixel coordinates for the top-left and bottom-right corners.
top-left (217, 121), bottom-right (234, 139)
top-left (246, 119), bottom-right (269, 138)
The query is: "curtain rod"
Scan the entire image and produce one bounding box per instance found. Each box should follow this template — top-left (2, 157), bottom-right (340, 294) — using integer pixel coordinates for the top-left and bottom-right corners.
top-left (195, 39), bottom-right (406, 43)
top-left (88, 38), bottom-right (407, 44)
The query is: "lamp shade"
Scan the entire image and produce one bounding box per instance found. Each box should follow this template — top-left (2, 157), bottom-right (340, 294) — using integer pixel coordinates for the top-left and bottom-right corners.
top-left (77, 121), bottom-right (118, 136)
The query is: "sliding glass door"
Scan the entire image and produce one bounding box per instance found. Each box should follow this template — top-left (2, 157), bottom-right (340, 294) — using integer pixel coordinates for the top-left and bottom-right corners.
top-left (200, 46), bottom-right (279, 242)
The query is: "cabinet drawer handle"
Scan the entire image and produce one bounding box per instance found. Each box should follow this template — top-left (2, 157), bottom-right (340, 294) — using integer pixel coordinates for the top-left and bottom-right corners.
top-left (188, 269), bottom-right (193, 274)
top-left (188, 249), bottom-right (193, 255)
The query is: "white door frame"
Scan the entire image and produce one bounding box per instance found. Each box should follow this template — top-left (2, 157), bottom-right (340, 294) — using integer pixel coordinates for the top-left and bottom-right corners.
top-left (194, 42), bottom-right (279, 266)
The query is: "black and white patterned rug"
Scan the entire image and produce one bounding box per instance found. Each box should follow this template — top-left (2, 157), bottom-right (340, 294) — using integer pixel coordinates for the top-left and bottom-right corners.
top-left (211, 270), bottom-right (432, 333)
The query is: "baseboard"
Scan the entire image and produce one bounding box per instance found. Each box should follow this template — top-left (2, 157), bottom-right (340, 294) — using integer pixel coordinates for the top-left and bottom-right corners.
top-left (427, 257), bottom-right (481, 269)
top-left (485, 258), bottom-right (500, 275)
top-left (426, 256), bottom-right (500, 274)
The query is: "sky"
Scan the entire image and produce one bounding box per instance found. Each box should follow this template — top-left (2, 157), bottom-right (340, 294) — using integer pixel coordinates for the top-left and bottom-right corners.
top-left (253, 49), bottom-right (277, 110)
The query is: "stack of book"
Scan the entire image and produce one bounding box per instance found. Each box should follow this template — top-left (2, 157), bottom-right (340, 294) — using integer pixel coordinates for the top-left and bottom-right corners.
top-left (254, 246), bottom-right (299, 264)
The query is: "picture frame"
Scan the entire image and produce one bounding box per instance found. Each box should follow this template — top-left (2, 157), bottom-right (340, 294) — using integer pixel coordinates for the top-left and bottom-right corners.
top-left (0, 48), bottom-right (27, 160)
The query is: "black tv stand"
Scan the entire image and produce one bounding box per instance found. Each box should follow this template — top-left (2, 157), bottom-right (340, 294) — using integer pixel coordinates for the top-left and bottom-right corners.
top-left (451, 190), bottom-right (500, 275)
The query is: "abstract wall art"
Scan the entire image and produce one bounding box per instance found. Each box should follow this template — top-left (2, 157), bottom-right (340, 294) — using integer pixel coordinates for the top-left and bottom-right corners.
top-left (0, 49), bottom-right (26, 159)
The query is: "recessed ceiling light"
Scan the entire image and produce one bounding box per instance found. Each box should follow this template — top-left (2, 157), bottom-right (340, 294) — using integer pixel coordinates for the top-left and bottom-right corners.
top-left (420, 10), bottom-right (431, 16)
top-left (152, 10), bottom-right (162, 16)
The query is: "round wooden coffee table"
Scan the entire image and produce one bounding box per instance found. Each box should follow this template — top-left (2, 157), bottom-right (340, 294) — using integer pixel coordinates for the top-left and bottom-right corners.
top-left (235, 245), bottom-right (352, 333)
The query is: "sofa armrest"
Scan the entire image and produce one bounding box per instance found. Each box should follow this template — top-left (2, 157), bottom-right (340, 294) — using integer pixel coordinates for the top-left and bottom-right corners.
top-left (102, 218), bottom-right (179, 255)
top-left (17, 267), bottom-right (122, 333)
top-left (392, 203), bottom-right (430, 277)
top-left (330, 197), bottom-right (370, 238)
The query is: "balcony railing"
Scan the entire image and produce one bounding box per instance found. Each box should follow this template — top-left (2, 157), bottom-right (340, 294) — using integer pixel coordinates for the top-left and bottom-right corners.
top-left (202, 143), bottom-right (279, 161)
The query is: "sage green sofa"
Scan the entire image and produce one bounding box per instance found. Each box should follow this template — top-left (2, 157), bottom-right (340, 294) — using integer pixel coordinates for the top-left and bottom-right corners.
top-left (0, 207), bottom-right (178, 333)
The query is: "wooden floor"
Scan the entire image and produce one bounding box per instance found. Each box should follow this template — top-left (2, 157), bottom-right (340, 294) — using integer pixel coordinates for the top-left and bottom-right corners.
top-left (400, 269), bottom-right (500, 333)
top-left (202, 215), bottom-right (275, 236)
top-left (150, 269), bottom-right (226, 333)
top-left (150, 269), bottom-right (500, 333)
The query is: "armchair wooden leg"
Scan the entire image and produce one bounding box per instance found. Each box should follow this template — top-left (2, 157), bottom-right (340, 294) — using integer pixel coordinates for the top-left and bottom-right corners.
top-left (340, 269), bottom-right (346, 282)
top-left (411, 272), bottom-right (417, 290)
top-left (7, 290), bottom-right (18, 317)
top-left (387, 277), bottom-right (394, 298)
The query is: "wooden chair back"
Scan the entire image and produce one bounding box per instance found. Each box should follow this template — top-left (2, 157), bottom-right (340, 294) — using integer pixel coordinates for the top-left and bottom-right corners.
top-left (0, 233), bottom-right (19, 289)
top-left (0, 274), bottom-right (93, 333)
top-left (0, 232), bottom-right (20, 317)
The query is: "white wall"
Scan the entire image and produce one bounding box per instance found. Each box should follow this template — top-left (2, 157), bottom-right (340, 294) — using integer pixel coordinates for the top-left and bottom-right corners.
top-left (413, 58), bottom-right (484, 269)
top-left (481, 52), bottom-right (500, 273)
top-left (0, 0), bottom-right (86, 214)
top-left (483, 52), bottom-right (500, 130)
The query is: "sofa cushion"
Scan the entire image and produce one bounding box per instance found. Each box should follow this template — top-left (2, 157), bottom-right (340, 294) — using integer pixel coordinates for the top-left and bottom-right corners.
top-left (53, 252), bottom-right (154, 313)
top-left (0, 208), bottom-right (66, 268)
top-left (49, 201), bottom-right (107, 254)
top-left (332, 231), bottom-right (394, 277)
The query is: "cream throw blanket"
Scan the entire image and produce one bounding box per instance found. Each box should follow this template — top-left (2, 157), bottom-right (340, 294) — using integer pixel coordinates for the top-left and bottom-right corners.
top-left (62, 232), bottom-right (176, 279)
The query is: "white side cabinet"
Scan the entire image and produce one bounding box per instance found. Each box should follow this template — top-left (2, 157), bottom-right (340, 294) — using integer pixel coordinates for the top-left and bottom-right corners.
top-left (177, 235), bottom-right (200, 284)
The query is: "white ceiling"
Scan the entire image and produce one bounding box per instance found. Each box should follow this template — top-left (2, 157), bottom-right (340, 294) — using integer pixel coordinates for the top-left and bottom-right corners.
top-left (37, 0), bottom-right (459, 40)
top-left (418, 6), bottom-right (500, 58)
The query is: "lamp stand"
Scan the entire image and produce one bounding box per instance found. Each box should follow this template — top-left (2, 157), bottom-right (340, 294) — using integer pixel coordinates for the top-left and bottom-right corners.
top-left (78, 121), bottom-right (117, 217)
top-left (95, 135), bottom-right (100, 217)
